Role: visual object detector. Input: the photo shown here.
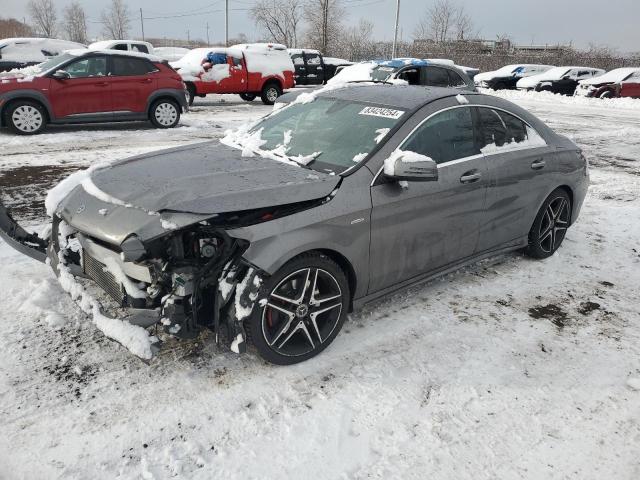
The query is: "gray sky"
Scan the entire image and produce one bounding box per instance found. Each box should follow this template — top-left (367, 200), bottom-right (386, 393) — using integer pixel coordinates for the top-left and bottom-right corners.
top-left (3, 0), bottom-right (639, 52)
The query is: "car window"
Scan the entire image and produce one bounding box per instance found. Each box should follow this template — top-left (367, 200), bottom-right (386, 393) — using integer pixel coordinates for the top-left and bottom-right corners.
top-left (248, 98), bottom-right (406, 174)
top-left (131, 44), bottom-right (149, 54)
top-left (477, 107), bottom-right (546, 153)
top-left (403, 107), bottom-right (479, 164)
top-left (64, 56), bottom-right (107, 78)
top-left (476, 107), bottom-right (507, 148)
top-left (230, 56), bottom-right (243, 67)
top-left (447, 69), bottom-right (467, 87)
top-left (306, 53), bottom-right (321, 65)
top-left (111, 57), bottom-right (155, 76)
top-left (291, 53), bottom-right (304, 66)
top-left (425, 67), bottom-right (450, 87)
top-left (397, 68), bottom-right (420, 85)
top-left (113, 44), bottom-right (128, 51)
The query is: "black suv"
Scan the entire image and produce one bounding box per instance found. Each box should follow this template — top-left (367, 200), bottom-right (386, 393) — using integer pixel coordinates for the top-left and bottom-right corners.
top-left (288, 49), bottom-right (353, 85)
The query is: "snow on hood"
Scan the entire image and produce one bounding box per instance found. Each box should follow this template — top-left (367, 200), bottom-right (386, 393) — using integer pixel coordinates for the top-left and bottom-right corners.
top-left (579, 68), bottom-right (640, 85)
top-left (475, 64), bottom-right (552, 82)
top-left (516, 67), bottom-right (573, 88)
top-left (57, 142), bottom-right (340, 219)
top-left (327, 61), bottom-right (407, 86)
top-left (0, 37), bottom-right (86, 63)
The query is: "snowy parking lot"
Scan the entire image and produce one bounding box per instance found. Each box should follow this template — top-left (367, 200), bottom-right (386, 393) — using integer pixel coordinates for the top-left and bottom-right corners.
top-left (1, 91), bottom-right (639, 479)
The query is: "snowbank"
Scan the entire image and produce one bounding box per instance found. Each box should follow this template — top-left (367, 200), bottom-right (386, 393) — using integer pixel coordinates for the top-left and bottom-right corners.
top-left (484, 87), bottom-right (640, 110)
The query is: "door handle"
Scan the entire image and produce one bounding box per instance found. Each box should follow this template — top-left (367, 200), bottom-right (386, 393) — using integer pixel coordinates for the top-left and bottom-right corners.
top-left (460, 170), bottom-right (481, 184)
top-left (531, 159), bottom-right (546, 170)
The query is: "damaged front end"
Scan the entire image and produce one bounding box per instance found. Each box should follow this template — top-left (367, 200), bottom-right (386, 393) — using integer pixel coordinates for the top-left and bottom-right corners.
top-left (0, 200), bottom-right (264, 359)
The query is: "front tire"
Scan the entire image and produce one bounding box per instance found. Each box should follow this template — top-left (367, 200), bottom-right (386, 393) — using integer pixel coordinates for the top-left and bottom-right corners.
top-left (260, 82), bottom-right (282, 105)
top-left (599, 90), bottom-right (614, 99)
top-left (247, 253), bottom-right (350, 365)
top-left (150, 99), bottom-right (180, 129)
top-left (5, 100), bottom-right (47, 135)
top-left (525, 189), bottom-right (571, 259)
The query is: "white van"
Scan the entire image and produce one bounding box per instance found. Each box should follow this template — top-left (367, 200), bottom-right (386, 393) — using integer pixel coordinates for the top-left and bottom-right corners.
top-left (88, 40), bottom-right (155, 55)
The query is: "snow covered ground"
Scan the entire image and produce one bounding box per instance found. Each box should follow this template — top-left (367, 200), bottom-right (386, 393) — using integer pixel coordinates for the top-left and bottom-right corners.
top-left (1, 91), bottom-right (639, 479)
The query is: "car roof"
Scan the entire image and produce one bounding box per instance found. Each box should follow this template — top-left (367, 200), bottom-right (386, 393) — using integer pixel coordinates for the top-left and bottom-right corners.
top-left (70, 48), bottom-right (161, 62)
top-left (317, 84), bottom-right (478, 110)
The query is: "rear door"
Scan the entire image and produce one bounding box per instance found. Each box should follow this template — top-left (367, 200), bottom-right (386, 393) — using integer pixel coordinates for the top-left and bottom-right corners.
top-left (474, 106), bottom-right (554, 252)
top-left (290, 52), bottom-right (306, 84)
top-left (621, 71), bottom-right (640, 98)
top-left (369, 104), bottom-right (489, 293)
top-left (48, 54), bottom-right (112, 119)
top-left (304, 52), bottom-right (325, 85)
top-left (109, 55), bottom-right (158, 114)
top-left (423, 66), bottom-right (451, 88)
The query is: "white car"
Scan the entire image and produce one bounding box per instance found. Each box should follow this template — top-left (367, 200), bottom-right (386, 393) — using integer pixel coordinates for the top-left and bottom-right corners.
top-left (0, 37), bottom-right (86, 72)
top-left (516, 66), bottom-right (605, 95)
top-left (154, 47), bottom-right (190, 62)
top-left (88, 40), bottom-right (155, 56)
top-left (474, 64), bottom-right (554, 90)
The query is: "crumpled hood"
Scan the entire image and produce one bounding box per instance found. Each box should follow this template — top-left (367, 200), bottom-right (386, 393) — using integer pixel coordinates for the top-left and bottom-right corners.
top-left (57, 141), bottom-right (340, 245)
top-left (88, 141), bottom-right (340, 215)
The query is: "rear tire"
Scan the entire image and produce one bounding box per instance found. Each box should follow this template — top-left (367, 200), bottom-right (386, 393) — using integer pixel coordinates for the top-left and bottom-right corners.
top-left (247, 253), bottom-right (350, 365)
top-left (599, 90), bottom-right (614, 99)
top-left (240, 93), bottom-right (256, 102)
top-left (149, 99), bottom-right (180, 129)
top-left (525, 188), bottom-right (571, 259)
top-left (493, 81), bottom-right (507, 90)
top-left (5, 100), bottom-right (47, 135)
top-left (185, 83), bottom-right (196, 106)
top-left (260, 82), bottom-right (282, 105)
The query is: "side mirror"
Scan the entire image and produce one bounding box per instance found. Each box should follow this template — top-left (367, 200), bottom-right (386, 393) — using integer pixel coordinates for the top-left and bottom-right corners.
top-left (51, 70), bottom-right (70, 80)
top-left (384, 151), bottom-right (438, 182)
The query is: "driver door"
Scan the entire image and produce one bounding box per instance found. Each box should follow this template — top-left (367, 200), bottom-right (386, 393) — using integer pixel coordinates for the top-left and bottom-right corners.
top-left (368, 105), bottom-right (489, 293)
top-left (48, 55), bottom-right (112, 119)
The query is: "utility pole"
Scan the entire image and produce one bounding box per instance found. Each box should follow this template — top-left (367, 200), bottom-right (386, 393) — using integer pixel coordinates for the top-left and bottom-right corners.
top-left (187, 29), bottom-right (190, 45)
top-left (392, 0), bottom-right (400, 58)
top-left (206, 22), bottom-right (210, 46)
top-left (322, 0), bottom-right (329, 54)
top-left (140, 8), bottom-right (145, 41)
top-left (225, 0), bottom-right (229, 46)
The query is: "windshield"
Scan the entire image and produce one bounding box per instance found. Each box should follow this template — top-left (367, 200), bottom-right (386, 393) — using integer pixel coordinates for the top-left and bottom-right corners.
top-left (244, 98), bottom-right (405, 174)
top-left (370, 65), bottom-right (397, 81)
top-left (36, 53), bottom-right (76, 74)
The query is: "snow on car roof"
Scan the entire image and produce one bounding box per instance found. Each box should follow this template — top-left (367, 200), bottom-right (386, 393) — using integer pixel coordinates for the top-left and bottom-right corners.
top-left (70, 48), bottom-right (162, 62)
top-left (316, 84), bottom-right (478, 110)
top-left (580, 67), bottom-right (640, 85)
top-left (88, 40), bottom-right (153, 49)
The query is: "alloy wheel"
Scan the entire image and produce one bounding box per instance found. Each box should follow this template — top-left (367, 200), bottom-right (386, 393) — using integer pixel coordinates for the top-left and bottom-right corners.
top-left (261, 267), bottom-right (343, 357)
top-left (12, 105), bottom-right (43, 133)
top-left (154, 102), bottom-right (178, 126)
top-left (266, 87), bottom-right (279, 103)
top-left (538, 196), bottom-right (570, 253)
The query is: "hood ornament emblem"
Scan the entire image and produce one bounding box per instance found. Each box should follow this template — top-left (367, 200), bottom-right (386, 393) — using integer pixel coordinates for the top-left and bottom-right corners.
top-left (76, 204), bottom-right (86, 214)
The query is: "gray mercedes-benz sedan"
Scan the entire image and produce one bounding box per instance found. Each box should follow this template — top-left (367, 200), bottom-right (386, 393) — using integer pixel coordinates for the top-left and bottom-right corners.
top-left (0, 84), bottom-right (588, 364)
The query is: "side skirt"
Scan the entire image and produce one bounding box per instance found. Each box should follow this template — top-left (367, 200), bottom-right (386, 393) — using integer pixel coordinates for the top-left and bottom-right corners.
top-left (353, 238), bottom-right (528, 310)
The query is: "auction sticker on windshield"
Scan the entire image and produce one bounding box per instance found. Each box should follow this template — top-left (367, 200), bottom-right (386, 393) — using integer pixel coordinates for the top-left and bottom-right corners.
top-left (359, 106), bottom-right (405, 119)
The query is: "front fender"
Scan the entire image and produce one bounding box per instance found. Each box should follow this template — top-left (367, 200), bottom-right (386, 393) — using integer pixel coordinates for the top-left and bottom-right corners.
top-left (0, 90), bottom-right (55, 125)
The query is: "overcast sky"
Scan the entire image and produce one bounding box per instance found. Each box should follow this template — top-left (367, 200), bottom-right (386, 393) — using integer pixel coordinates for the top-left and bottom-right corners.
top-left (2, 0), bottom-right (639, 52)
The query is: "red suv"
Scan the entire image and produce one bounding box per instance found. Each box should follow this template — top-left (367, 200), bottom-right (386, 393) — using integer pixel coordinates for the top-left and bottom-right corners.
top-left (0, 50), bottom-right (188, 135)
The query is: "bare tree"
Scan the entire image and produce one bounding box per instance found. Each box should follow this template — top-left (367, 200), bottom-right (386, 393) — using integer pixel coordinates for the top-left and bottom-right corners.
top-left (28, 0), bottom-right (57, 38)
top-left (0, 18), bottom-right (34, 38)
top-left (334, 19), bottom-right (374, 61)
top-left (63, 2), bottom-right (87, 44)
top-left (304, 0), bottom-right (344, 54)
top-left (413, 0), bottom-right (474, 43)
top-left (250, 0), bottom-right (302, 47)
top-left (100, 0), bottom-right (131, 40)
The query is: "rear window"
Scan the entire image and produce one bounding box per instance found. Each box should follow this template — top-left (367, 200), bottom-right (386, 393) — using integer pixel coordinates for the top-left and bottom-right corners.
top-left (131, 44), bottom-right (149, 54)
top-left (447, 70), bottom-right (467, 87)
top-left (112, 57), bottom-right (156, 76)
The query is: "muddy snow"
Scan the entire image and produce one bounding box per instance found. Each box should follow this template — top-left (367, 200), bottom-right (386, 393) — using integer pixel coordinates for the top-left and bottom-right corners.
top-left (1, 92), bottom-right (639, 479)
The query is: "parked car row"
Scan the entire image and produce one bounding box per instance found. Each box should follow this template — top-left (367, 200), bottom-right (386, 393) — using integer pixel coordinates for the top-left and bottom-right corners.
top-left (474, 63), bottom-right (640, 98)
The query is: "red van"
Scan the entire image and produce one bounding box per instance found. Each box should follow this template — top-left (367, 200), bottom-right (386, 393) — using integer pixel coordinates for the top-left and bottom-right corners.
top-left (0, 49), bottom-right (188, 135)
top-left (172, 43), bottom-right (295, 106)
